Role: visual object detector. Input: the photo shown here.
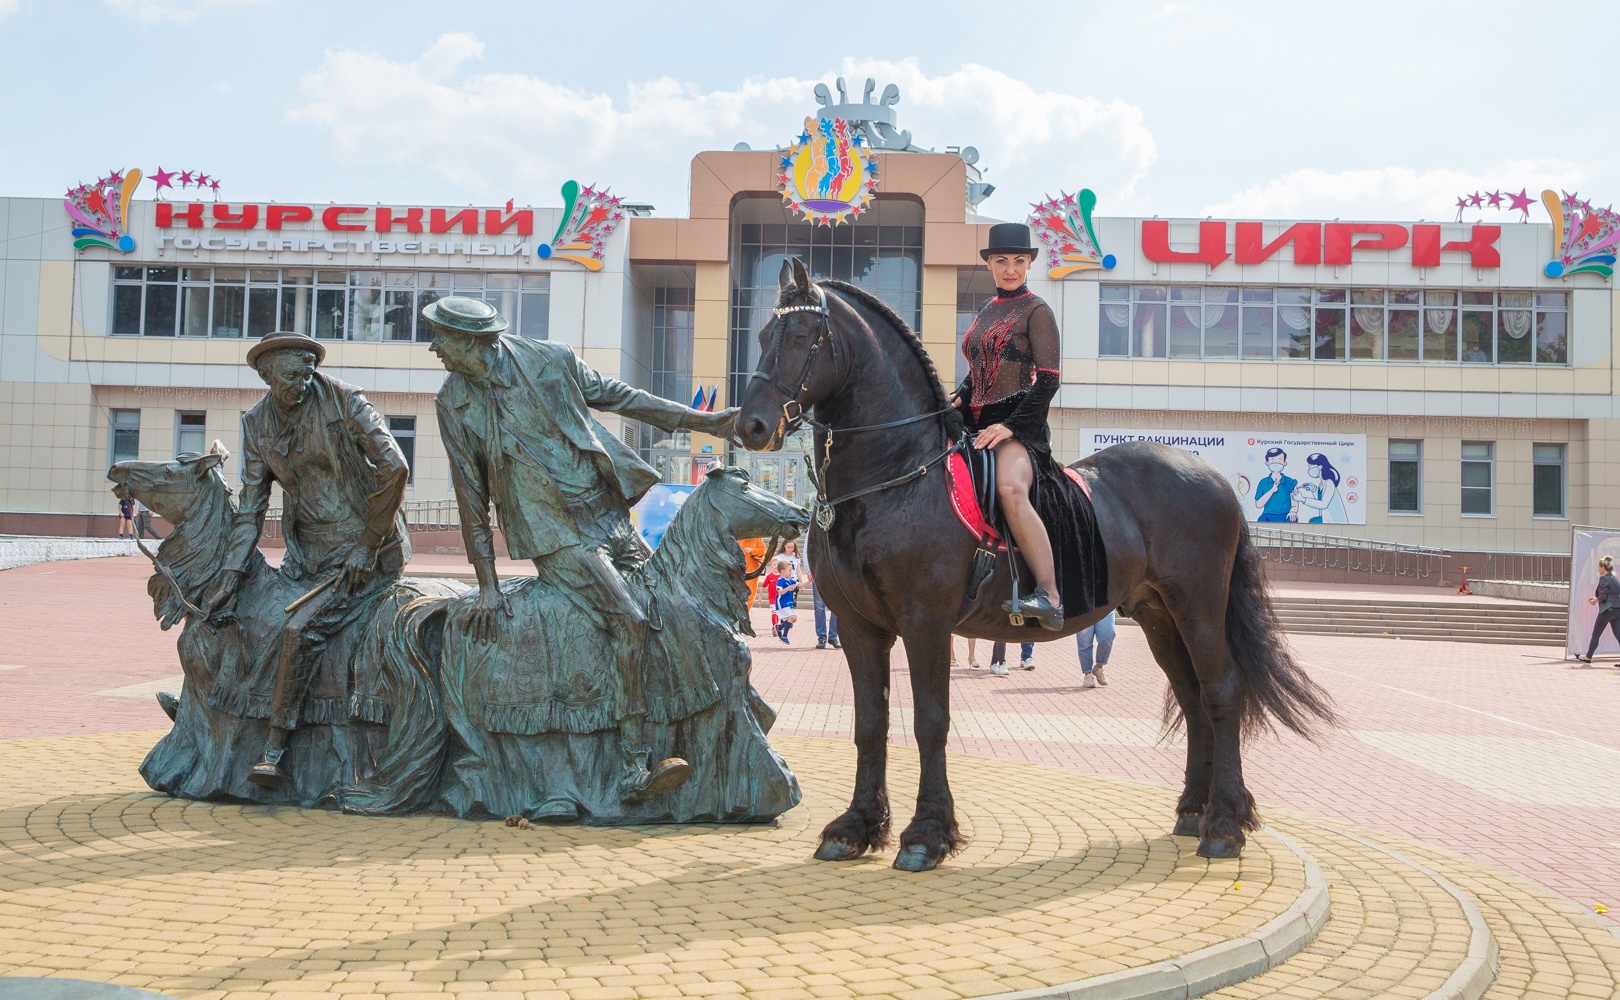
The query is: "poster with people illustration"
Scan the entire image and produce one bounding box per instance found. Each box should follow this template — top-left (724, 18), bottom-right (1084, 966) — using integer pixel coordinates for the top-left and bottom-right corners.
top-left (1084, 429), bottom-right (1367, 525)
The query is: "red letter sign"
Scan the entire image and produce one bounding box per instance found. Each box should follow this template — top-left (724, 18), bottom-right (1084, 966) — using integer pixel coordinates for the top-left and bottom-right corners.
top-left (1141, 220), bottom-right (1230, 267)
top-left (1411, 225), bottom-right (1501, 268)
top-left (155, 203), bottom-right (204, 228)
top-left (267, 205), bottom-right (313, 230)
top-left (212, 204), bottom-right (260, 229)
top-left (1234, 222), bottom-right (1321, 265)
top-left (375, 207), bottom-right (425, 233)
top-left (322, 206), bottom-right (367, 231)
top-left (1323, 223), bottom-right (1408, 265)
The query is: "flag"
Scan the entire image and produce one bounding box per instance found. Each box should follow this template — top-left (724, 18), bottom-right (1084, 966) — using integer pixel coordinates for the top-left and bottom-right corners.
top-left (691, 385), bottom-right (706, 410)
top-left (705, 385), bottom-right (719, 412)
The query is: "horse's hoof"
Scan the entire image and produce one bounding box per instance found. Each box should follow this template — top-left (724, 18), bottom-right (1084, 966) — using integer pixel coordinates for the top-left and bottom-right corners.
top-left (892, 845), bottom-right (940, 872)
top-left (1172, 814), bottom-right (1201, 837)
top-left (813, 838), bottom-right (865, 862)
top-left (1197, 836), bottom-right (1243, 859)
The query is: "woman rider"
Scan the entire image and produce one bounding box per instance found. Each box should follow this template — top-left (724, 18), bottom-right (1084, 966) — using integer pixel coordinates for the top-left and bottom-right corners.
top-left (952, 222), bottom-right (1066, 629)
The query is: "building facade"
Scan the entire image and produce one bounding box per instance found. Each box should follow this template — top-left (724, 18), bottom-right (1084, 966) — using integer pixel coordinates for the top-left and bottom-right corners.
top-left (5, 88), bottom-right (1618, 559)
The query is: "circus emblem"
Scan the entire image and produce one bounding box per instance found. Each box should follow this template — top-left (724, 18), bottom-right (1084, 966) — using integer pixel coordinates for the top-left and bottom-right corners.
top-left (1028, 189), bottom-right (1116, 278)
top-left (64, 168), bottom-right (142, 253)
top-left (779, 117), bottom-right (879, 226)
top-left (535, 181), bottom-right (623, 271)
top-left (1542, 190), bottom-right (1619, 279)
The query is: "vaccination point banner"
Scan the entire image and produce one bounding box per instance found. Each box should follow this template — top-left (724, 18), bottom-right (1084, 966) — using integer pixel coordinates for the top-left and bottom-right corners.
top-left (1083, 429), bottom-right (1368, 526)
top-left (1567, 528), bottom-right (1620, 659)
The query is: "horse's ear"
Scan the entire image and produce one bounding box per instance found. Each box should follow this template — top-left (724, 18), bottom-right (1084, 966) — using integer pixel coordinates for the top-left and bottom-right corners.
top-left (778, 258), bottom-right (795, 293)
top-left (791, 256), bottom-right (813, 299)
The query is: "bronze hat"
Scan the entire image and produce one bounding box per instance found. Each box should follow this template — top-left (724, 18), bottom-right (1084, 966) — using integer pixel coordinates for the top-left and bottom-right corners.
top-left (246, 330), bottom-right (326, 368)
top-left (421, 295), bottom-right (509, 338)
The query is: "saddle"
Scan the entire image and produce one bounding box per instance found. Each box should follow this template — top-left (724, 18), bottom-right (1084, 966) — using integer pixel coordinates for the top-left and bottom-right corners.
top-left (945, 446), bottom-right (1096, 624)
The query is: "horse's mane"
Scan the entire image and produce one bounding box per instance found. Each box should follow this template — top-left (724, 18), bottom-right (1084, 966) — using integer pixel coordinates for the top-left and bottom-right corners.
top-left (816, 279), bottom-right (952, 411)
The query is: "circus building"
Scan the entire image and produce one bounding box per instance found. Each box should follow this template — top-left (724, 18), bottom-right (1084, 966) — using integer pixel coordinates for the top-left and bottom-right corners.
top-left (3, 80), bottom-right (1618, 584)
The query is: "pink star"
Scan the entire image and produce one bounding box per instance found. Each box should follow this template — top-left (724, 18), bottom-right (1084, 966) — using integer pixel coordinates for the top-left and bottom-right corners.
top-left (1486, 190), bottom-right (1503, 208)
top-left (210, 179), bottom-right (221, 192)
top-left (151, 167), bottom-right (175, 191)
top-left (1580, 199), bottom-right (1594, 213)
top-left (1455, 196), bottom-right (1469, 211)
top-left (1506, 188), bottom-right (1534, 215)
top-left (1467, 192), bottom-right (1484, 208)
top-left (108, 170), bottom-right (123, 187)
top-left (179, 170), bottom-right (194, 187)
top-left (196, 173), bottom-right (210, 188)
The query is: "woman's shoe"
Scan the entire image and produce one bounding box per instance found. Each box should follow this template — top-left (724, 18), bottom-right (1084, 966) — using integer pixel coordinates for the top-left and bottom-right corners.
top-left (1004, 587), bottom-right (1065, 631)
top-left (1578, 653), bottom-right (1594, 663)
top-left (989, 661), bottom-right (1009, 676)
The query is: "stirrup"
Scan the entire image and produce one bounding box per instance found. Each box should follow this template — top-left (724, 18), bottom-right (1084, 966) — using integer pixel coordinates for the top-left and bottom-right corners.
top-left (1005, 587), bottom-right (1065, 632)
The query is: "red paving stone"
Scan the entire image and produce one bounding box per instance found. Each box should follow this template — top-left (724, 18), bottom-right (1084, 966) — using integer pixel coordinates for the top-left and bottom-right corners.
top-left (3, 553), bottom-right (1618, 929)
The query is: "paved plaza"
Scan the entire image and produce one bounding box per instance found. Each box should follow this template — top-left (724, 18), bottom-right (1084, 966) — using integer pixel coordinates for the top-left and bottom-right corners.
top-left (3, 555), bottom-right (1620, 998)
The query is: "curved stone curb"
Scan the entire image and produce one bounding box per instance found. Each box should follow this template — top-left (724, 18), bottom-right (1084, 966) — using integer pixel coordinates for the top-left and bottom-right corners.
top-left (982, 828), bottom-right (1331, 1000)
top-left (1292, 819), bottom-right (1499, 1000)
top-left (0, 535), bottom-right (138, 572)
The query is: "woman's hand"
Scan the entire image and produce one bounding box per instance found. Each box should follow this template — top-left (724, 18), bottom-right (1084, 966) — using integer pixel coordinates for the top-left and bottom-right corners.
top-left (1590, 597), bottom-right (1599, 605)
top-left (973, 423), bottom-right (1014, 450)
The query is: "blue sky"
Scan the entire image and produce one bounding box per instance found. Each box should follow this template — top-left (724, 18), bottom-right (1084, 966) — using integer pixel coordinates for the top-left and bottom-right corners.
top-left (3, 0), bottom-right (1615, 222)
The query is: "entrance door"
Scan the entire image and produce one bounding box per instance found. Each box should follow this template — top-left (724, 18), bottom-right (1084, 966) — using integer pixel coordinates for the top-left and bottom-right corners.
top-left (741, 453), bottom-right (804, 502)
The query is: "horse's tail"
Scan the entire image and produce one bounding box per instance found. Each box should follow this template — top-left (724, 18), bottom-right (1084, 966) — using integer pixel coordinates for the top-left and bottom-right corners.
top-left (1225, 520), bottom-right (1338, 739)
top-left (337, 592), bottom-right (450, 815)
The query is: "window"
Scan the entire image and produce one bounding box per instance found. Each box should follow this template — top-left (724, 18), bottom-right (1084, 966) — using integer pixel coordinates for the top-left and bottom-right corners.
top-left (109, 409), bottom-right (140, 465)
top-left (1389, 440), bottom-right (1422, 514)
top-left (1094, 284), bottom-right (1567, 364)
top-left (651, 285), bottom-right (694, 404)
top-left (1460, 442), bottom-right (1494, 515)
top-left (175, 411), bottom-right (206, 456)
top-left (108, 266), bottom-right (550, 342)
top-left (1533, 443), bottom-right (1566, 518)
top-left (958, 269), bottom-right (998, 378)
top-left (388, 416), bottom-right (416, 486)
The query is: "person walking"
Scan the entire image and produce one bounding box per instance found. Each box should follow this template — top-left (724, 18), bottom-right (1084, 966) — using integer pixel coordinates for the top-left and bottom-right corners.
top-left (1078, 611), bottom-right (1117, 688)
top-left (135, 501), bottom-right (163, 540)
top-left (987, 641), bottom-right (1035, 676)
top-left (1579, 556), bottom-right (1620, 662)
top-left (772, 558), bottom-right (800, 643)
top-left (117, 494), bottom-right (135, 539)
top-left (803, 532), bottom-right (839, 649)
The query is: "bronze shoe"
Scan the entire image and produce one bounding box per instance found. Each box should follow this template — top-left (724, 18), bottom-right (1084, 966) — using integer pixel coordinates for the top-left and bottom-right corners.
top-left (619, 755), bottom-right (692, 802)
top-left (247, 759), bottom-right (286, 790)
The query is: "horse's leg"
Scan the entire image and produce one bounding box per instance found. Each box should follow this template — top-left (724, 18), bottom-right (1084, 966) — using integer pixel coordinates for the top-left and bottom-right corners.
top-left (1133, 601), bottom-right (1212, 838)
top-left (1162, 584), bottom-right (1256, 859)
top-left (893, 625), bottom-right (963, 872)
top-left (814, 620), bottom-right (895, 861)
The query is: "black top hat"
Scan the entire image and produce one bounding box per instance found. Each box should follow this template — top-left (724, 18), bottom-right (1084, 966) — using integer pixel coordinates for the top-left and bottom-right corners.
top-left (980, 222), bottom-right (1040, 261)
top-left (246, 330), bottom-right (326, 368)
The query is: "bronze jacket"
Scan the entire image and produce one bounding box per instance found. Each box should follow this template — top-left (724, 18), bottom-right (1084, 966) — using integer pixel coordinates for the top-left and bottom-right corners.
top-left (227, 372), bottom-right (410, 586)
top-left (436, 335), bottom-right (707, 563)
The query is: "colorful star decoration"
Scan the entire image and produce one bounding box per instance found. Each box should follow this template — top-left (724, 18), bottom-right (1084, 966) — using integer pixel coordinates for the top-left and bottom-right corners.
top-left (538, 180), bottom-right (622, 271)
top-left (1543, 189), bottom-right (1620, 278)
top-left (149, 168), bottom-right (222, 200)
top-left (1454, 186), bottom-right (1536, 221)
top-left (1027, 189), bottom-right (1116, 278)
top-left (63, 168), bottom-right (143, 253)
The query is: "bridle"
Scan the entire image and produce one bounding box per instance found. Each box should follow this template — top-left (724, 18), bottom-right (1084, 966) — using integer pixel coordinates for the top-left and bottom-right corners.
top-left (749, 281), bottom-right (957, 530)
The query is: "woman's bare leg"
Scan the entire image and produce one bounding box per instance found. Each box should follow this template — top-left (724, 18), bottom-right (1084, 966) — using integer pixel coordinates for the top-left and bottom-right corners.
top-left (993, 439), bottom-right (1058, 596)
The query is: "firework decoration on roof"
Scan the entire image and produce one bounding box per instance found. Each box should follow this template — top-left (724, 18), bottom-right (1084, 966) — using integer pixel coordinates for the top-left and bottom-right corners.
top-left (537, 181), bottom-right (622, 270)
top-left (64, 169), bottom-right (142, 253)
top-left (1453, 188), bottom-right (1537, 221)
top-left (1028, 189), bottom-right (1116, 278)
top-left (778, 117), bottom-right (879, 226)
top-left (1543, 190), bottom-right (1619, 278)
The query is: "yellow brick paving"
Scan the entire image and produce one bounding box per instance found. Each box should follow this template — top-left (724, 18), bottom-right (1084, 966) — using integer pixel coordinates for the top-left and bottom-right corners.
top-left (1, 733), bottom-right (1617, 999)
top-left (0, 733), bottom-right (1300, 1000)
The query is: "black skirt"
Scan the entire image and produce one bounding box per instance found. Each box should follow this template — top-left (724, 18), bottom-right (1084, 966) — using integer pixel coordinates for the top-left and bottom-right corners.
top-left (965, 394), bottom-right (1109, 616)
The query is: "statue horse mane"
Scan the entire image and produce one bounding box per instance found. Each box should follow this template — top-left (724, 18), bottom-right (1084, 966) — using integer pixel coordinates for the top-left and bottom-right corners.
top-left (647, 472), bottom-right (755, 636)
top-left (144, 455), bottom-right (245, 630)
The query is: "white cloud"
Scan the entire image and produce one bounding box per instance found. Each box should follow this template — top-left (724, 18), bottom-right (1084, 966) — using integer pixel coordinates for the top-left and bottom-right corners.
top-left (286, 40), bottom-right (1156, 218)
top-left (103, 0), bottom-right (266, 25)
top-left (1201, 161), bottom-right (1592, 222)
top-left (0, 0), bottom-right (19, 19)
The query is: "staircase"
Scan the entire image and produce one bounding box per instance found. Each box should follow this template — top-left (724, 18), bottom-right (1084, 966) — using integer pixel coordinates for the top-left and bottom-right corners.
top-left (1268, 594), bottom-right (1567, 645)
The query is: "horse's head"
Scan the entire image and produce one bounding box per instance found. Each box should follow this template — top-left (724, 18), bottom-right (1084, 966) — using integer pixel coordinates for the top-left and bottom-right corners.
top-left (736, 257), bottom-right (845, 451)
top-left (697, 465), bottom-right (810, 543)
top-left (108, 440), bottom-right (232, 528)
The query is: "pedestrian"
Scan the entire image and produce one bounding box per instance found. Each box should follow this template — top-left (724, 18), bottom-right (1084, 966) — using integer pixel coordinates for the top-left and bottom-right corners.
top-left (1578, 556), bottom-right (1620, 662)
top-left (1078, 611), bottom-right (1118, 688)
top-left (740, 538), bottom-right (768, 609)
top-left (951, 636), bottom-right (982, 670)
top-left (772, 558), bottom-right (799, 644)
top-left (116, 494), bottom-right (135, 539)
top-left (135, 501), bottom-right (162, 540)
top-left (778, 539), bottom-right (802, 578)
top-left (986, 641), bottom-right (1035, 676)
top-left (803, 532), bottom-right (839, 649)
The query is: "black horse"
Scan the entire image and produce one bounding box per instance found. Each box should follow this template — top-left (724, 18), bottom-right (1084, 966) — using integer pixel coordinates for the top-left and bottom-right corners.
top-left (736, 258), bottom-right (1335, 871)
